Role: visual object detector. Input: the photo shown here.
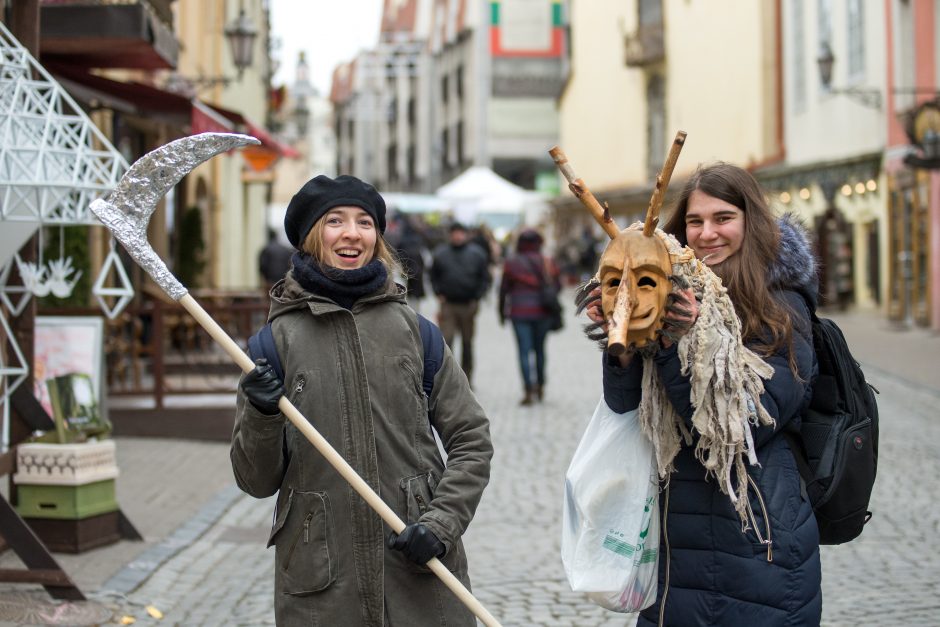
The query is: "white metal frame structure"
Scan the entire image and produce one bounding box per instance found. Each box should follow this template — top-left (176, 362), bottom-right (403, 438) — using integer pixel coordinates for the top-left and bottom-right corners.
top-left (0, 20), bottom-right (127, 225)
top-left (0, 21), bottom-right (132, 450)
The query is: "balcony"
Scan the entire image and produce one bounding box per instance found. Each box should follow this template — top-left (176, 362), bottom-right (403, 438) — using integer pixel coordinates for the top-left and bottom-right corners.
top-left (623, 21), bottom-right (664, 68)
top-left (39, 0), bottom-right (179, 70)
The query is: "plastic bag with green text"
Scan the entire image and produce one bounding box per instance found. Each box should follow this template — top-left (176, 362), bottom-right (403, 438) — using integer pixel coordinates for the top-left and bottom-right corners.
top-left (561, 398), bottom-right (659, 613)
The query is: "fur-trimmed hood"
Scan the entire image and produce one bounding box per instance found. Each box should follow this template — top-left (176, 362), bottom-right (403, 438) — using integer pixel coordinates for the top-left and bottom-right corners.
top-left (768, 213), bottom-right (819, 308)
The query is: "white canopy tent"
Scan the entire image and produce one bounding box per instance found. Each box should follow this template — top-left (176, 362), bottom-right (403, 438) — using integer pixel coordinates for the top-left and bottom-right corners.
top-left (382, 192), bottom-right (452, 215)
top-left (435, 166), bottom-right (548, 239)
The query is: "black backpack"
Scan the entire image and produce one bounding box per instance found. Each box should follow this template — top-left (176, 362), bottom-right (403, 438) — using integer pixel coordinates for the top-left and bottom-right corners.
top-left (248, 312), bottom-right (445, 407)
top-left (786, 311), bottom-right (880, 545)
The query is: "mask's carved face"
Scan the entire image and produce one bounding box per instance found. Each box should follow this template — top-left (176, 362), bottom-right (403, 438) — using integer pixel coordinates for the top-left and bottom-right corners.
top-left (598, 232), bottom-right (672, 350)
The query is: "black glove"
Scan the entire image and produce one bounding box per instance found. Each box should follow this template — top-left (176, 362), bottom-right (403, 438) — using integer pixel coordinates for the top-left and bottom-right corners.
top-left (240, 358), bottom-right (285, 415)
top-left (387, 523), bottom-right (445, 564)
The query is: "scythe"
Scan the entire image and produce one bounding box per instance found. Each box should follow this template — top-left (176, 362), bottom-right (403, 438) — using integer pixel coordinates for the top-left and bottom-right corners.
top-left (90, 133), bottom-right (502, 627)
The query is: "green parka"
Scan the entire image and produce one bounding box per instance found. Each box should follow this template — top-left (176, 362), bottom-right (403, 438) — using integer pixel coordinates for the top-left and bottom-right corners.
top-left (231, 273), bottom-right (493, 627)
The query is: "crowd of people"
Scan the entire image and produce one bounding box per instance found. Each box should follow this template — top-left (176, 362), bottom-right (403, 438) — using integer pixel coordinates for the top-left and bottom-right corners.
top-left (240, 165), bottom-right (824, 626)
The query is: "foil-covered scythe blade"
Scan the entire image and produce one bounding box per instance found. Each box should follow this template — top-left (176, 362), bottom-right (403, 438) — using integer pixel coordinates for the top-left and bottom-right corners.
top-left (90, 132), bottom-right (261, 300)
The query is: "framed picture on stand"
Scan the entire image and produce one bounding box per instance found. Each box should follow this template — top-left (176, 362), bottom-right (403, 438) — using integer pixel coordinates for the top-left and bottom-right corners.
top-left (33, 316), bottom-right (109, 442)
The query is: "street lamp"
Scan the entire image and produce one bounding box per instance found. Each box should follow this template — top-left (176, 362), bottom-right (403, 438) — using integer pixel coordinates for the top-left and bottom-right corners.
top-left (817, 42), bottom-right (940, 112)
top-left (816, 42), bottom-right (882, 110)
top-left (225, 8), bottom-right (258, 79)
top-left (165, 7), bottom-right (258, 94)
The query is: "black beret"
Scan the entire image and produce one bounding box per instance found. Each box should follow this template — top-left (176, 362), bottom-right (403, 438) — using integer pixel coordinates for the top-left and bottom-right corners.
top-left (284, 175), bottom-right (387, 249)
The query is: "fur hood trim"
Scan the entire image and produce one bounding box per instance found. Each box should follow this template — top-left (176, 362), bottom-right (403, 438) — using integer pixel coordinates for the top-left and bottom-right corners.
top-left (768, 213), bottom-right (819, 299)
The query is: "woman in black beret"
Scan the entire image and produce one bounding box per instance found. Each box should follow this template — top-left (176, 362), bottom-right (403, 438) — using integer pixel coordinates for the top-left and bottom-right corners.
top-left (231, 174), bottom-right (493, 626)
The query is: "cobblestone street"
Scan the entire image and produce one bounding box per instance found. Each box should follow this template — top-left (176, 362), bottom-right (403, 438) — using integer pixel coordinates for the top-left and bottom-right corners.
top-left (1, 295), bottom-right (939, 626)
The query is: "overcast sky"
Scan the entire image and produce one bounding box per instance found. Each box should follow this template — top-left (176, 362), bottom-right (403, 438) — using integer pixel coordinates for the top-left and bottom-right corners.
top-left (268, 0), bottom-right (384, 95)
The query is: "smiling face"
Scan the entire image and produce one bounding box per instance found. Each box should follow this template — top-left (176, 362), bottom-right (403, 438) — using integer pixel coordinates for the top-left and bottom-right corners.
top-left (316, 205), bottom-right (377, 270)
top-left (684, 190), bottom-right (745, 265)
top-left (598, 232), bottom-right (672, 349)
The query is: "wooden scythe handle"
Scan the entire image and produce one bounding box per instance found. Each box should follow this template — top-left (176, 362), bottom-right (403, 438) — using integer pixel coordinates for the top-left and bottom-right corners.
top-left (549, 146), bottom-right (621, 240)
top-left (178, 294), bottom-right (502, 627)
top-left (643, 130), bottom-right (687, 236)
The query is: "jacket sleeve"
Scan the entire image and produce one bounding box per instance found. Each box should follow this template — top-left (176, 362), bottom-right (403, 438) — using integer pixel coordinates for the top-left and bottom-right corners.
top-left (602, 352), bottom-right (644, 413)
top-left (418, 345), bottom-right (493, 557)
top-left (654, 289), bottom-right (816, 447)
top-left (749, 290), bottom-right (816, 447)
top-left (497, 260), bottom-right (511, 320)
top-left (230, 376), bottom-right (287, 498)
top-left (428, 247), bottom-right (443, 295)
top-left (476, 249), bottom-right (493, 299)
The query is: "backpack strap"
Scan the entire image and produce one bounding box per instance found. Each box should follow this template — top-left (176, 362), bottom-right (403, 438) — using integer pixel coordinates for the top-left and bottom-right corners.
top-left (247, 322), bottom-right (284, 383)
top-left (417, 313), bottom-right (444, 400)
top-left (248, 314), bottom-right (443, 401)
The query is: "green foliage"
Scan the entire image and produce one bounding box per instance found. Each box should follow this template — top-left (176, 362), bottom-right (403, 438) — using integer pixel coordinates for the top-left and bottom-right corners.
top-left (39, 226), bottom-right (91, 308)
top-left (175, 206), bottom-right (206, 288)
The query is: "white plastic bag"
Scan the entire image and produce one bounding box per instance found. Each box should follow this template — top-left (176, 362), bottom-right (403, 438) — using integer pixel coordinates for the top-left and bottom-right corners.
top-left (561, 397), bottom-right (660, 613)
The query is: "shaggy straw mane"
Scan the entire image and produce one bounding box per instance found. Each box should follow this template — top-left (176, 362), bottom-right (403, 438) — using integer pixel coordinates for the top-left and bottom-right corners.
top-left (576, 222), bottom-right (775, 527)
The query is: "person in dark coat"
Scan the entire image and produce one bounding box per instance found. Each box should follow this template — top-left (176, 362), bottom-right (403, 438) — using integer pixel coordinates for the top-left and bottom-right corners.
top-left (587, 162), bottom-right (821, 626)
top-left (233, 175), bottom-right (493, 626)
top-left (258, 227), bottom-right (294, 293)
top-left (429, 222), bottom-right (491, 385)
top-left (393, 215), bottom-right (429, 309)
top-left (497, 228), bottom-right (561, 405)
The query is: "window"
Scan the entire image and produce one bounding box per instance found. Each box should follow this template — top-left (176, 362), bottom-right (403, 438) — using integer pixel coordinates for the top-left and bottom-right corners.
top-left (456, 121), bottom-right (464, 167)
top-left (441, 75), bottom-right (449, 104)
top-left (847, 0), bottom-right (865, 80)
top-left (638, 0), bottom-right (662, 26)
top-left (387, 144), bottom-right (398, 184)
top-left (456, 65), bottom-right (464, 100)
top-left (646, 75), bottom-right (665, 181)
top-left (791, 0), bottom-right (806, 112)
top-left (441, 128), bottom-right (450, 168)
top-left (817, 0), bottom-right (832, 89)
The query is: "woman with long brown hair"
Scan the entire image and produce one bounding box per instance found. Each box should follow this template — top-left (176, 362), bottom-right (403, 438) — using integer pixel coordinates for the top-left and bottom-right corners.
top-left (587, 162), bottom-right (821, 626)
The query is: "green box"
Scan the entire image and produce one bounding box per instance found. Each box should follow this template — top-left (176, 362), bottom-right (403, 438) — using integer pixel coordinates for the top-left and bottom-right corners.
top-left (15, 479), bottom-right (118, 520)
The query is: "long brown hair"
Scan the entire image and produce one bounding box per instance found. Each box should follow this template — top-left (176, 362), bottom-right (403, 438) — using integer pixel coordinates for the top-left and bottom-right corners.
top-left (302, 215), bottom-right (403, 279)
top-left (663, 162), bottom-right (795, 366)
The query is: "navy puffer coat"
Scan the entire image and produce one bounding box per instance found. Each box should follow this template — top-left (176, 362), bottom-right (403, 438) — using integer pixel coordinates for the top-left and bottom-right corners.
top-left (603, 217), bottom-right (822, 627)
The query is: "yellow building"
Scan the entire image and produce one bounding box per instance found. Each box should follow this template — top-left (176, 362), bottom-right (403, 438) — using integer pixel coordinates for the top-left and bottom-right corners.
top-left (555, 0), bottom-right (782, 234)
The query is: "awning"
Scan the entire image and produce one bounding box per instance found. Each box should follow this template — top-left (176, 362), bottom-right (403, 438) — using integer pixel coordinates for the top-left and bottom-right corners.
top-left (51, 69), bottom-right (300, 167)
top-left (204, 104), bottom-right (301, 161)
top-left (50, 66), bottom-right (191, 126)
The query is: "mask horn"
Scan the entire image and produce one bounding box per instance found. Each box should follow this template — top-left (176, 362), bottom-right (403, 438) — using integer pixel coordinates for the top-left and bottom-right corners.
top-left (549, 146), bottom-right (620, 239)
top-left (643, 130), bottom-right (687, 237)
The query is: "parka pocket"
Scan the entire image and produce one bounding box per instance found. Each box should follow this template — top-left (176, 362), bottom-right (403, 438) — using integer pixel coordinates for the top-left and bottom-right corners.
top-left (397, 473), bottom-right (467, 575)
top-left (384, 355), bottom-right (426, 423)
top-left (400, 471), bottom-right (436, 522)
top-left (269, 489), bottom-right (337, 596)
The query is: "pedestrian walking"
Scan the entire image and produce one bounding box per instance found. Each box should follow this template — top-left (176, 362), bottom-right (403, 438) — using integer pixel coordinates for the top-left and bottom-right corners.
top-left (391, 213), bottom-right (430, 311)
top-left (497, 228), bottom-right (561, 405)
top-left (258, 227), bottom-right (294, 293)
top-left (231, 174), bottom-right (493, 627)
top-left (583, 162), bottom-right (822, 626)
top-left (429, 222), bottom-right (491, 385)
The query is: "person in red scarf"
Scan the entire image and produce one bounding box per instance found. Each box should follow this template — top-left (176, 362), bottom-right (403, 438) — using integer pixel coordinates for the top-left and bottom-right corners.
top-left (498, 228), bottom-right (562, 405)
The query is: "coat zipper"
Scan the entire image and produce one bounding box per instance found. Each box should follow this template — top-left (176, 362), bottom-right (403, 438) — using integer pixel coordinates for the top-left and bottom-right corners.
top-left (283, 512), bottom-right (313, 571)
top-left (658, 482), bottom-right (671, 627)
top-left (745, 475), bottom-right (774, 562)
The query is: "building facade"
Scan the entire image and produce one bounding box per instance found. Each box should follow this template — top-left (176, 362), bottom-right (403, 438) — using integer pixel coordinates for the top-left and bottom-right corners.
top-left (554, 0), bottom-right (782, 239)
top-left (330, 0), bottom-right (566, 199)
